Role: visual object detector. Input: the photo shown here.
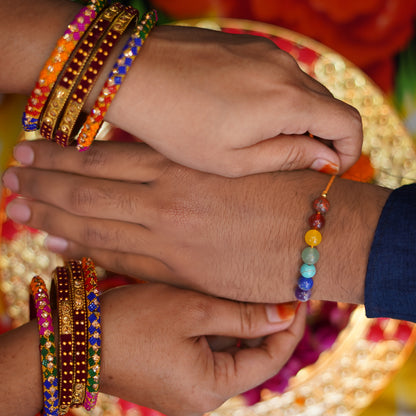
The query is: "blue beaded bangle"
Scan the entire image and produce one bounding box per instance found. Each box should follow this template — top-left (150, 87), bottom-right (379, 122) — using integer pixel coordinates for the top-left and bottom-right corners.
top-left (295, 175), bottom-right (335, 302)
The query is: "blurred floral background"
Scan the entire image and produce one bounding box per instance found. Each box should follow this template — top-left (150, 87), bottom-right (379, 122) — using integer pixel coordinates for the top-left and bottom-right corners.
top-left (0, 0), bottom-right (415, 415)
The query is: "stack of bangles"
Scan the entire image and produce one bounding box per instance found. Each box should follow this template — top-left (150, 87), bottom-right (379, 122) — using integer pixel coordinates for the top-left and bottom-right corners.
top-left (22, 0), bottom-right (158, 150)
top-left (30, 258), bottom-right (101, 416)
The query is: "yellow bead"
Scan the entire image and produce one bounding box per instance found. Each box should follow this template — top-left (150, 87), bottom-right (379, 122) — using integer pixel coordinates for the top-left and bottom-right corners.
top-left (305, 229), bottom-right (322, 247)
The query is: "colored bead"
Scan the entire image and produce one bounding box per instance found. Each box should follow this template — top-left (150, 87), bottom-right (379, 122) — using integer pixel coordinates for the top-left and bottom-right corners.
top-left (309, 212), bottom-right (325, 229)
top-left (305, 229), bottom-right (322, 247)
top-left (313, 196), bottom-right (330, 214)
top-left (301, 247), bottom-right (320, 265)
top-left (298, 276), bottom-right (314, 291)
top-left (300, 263), bottom-right (316, 278)
top-left (295, 286), bottom-right (312, 302)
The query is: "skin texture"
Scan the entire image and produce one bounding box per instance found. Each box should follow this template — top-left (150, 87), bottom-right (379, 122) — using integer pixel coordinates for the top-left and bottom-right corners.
top-left (3, 139), bottom-right (391, 305)
top-left (0, 0), bottom-right (363, 177)
top-left (0, 283), bottom-right (306, 416)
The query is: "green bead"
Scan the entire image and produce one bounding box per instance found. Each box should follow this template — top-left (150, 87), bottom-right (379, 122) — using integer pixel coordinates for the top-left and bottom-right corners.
top-left (301, 247), bottom-right (320, 265)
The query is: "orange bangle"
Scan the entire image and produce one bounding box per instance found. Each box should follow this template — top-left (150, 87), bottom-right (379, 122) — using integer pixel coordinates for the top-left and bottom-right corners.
top-left (22, 4), bottom-right (101, 134)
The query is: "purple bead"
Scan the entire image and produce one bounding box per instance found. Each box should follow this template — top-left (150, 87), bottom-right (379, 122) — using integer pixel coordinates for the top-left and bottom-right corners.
top-left (295, 286), bottom-right (312, 302)
top-left (298, 276), bottom-right (314, 291)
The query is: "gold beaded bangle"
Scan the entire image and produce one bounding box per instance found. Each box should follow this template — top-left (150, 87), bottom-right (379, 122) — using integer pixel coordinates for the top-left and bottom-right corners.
top-left (54, 5), bottom-right (138, 146)
top-left (77, 9), bottom-right (158, 150)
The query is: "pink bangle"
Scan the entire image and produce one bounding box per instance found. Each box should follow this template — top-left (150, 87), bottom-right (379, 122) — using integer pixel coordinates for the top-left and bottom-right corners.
top-left (22, 4), bottom-right (102, 134)
top-left (30, 276), bottom-right (59, 416)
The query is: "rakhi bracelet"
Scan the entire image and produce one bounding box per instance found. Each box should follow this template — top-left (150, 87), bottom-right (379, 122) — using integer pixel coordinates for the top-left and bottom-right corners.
top-left (50, 266), bottom-right (74, 415)
top-left (22, 4), bottom-right (101, 134)
top-left (30, 276), bottom-right (59, 416)
top-left (295, 175), bottom-right (335, 302)
top-left (81, 257), bottom-right (102, 411)
top-left (77, 9), bottom-right (158, 151)
top-left (40, 3), bottom-right (125, 142)
top-left (54, 5), bottom-right (139, 147)
top-left (66, 260), bottom-right (88, 407)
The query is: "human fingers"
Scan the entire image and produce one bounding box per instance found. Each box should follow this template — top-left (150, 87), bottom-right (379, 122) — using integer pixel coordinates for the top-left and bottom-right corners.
top-left (193, 296), bottom-right (299, 338)
top-left (237, 93), bottom-right (362, 176)
top-left (13, 139), bottom-right (168, 183)
top-left (5, 197), bottom-right (164, 261)
top-left (230, 134), bottom-right (341, 176)
top-left (3, 166), bottom-right (155, 225)
top-left (213, 303), bottom-right (306, 396)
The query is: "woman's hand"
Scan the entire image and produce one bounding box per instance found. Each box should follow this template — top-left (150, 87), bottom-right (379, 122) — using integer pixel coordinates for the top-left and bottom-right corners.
top-left (107, 25), bottom-right (363, 176)
top-left (0, 281), bottom-right (305, 416)
top-left (99, 283), bottom-right (306, 416)
top-left (1, 0), bottom-right (362, 176)
top-left (3, 139), bottom-right (390, 304)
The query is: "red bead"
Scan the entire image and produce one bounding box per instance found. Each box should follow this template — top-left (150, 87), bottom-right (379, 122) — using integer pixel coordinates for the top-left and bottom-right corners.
top-left (313, 196), bottom-right (330, 214)
top-left (309, 212), bottom-right (325, 229)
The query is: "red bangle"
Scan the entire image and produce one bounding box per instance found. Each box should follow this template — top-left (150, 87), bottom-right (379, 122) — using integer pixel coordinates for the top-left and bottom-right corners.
top-left (51, 266), bottom-right (74, 415)
top-left (66, 260), bottom-right (88, 407)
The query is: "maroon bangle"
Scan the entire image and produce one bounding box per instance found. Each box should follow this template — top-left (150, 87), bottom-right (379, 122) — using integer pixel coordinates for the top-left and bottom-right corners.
top-left (66, 260), bottom-right (88, 408)
top-left (54, 5), bottom-right (138, 146)
top-left (51, 266), bottom-right (74, 415)
top-left (40, 3), bottom-right (125, 142)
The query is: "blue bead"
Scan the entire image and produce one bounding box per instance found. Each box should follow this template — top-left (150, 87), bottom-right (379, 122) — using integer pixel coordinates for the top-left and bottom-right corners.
top-left (133, 37), bottom-right (143, 46)
top-left (114, 76), bottom-right (122, 85)
top-left (301, 247), bottom-right (320, 265)
top-left (298, 276), bottom-right (313, 291)
top-left (124, 57), bottom-right (133, 66)
top-left (118, 65), bottom-right (127, 75)
top-left (300, 263), bottom-right (316, 278)
top-left (295, 286), bottom-right (312, 302)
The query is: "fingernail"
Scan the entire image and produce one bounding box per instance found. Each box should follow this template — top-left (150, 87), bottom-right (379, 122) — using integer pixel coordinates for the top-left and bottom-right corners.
top-left (311, 159), bottom-right (339, 175)
top-left (2, 170), bottom-right (19, 193)
top-left (6, 199), bottom-right (31, 223)
top-left (14, 143), bottom-right (34, 165)
top-left (45, 235), bottom-right (68, 253)
top-left (266, 302), bottom-right (298, 323)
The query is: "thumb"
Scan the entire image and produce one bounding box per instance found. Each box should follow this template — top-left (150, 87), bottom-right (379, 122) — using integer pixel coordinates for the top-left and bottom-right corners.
top-left (195, 298), bottom-right (299, 339)
top-left (232, 134), bottom-right (341, 176)
top-left (212, 302), bottom-right (307, 397)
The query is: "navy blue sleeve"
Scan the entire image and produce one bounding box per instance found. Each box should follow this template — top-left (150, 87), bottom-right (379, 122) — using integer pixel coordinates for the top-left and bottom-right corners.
top-left (365, 184), bottom-right (416, 322)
